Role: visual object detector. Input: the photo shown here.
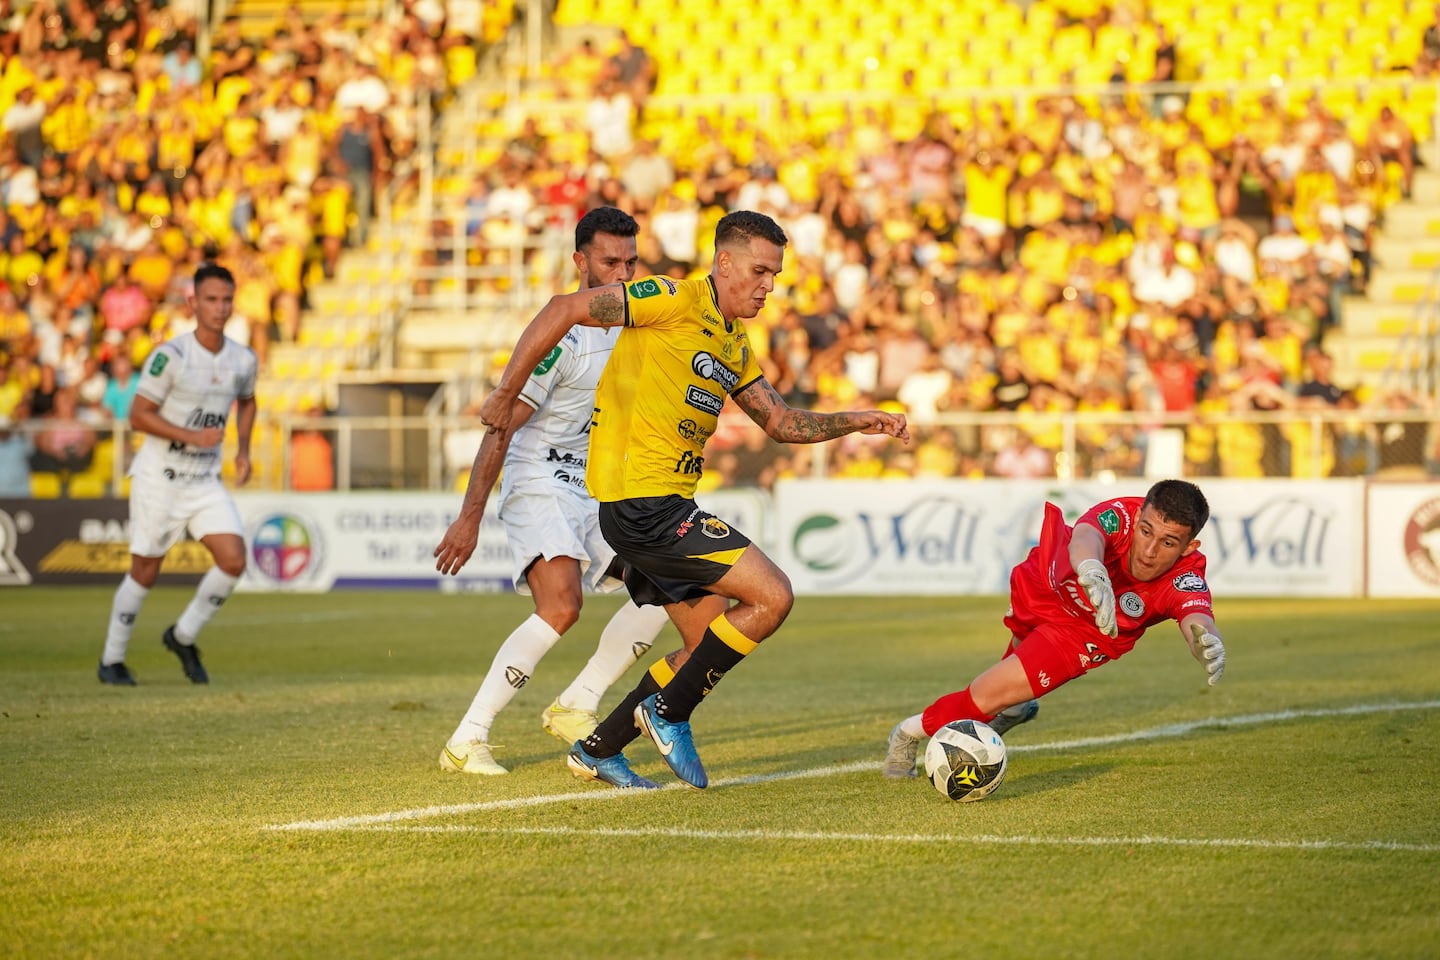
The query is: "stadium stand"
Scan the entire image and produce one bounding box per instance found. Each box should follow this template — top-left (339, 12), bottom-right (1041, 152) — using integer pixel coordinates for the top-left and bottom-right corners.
top-left (0, 0), bottom-right (1435, 491)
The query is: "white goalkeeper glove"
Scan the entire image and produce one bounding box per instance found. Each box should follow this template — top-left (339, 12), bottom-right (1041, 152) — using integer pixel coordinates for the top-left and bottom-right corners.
top-left (1190, 623), bottom-right (1226, 686)
top-left (1075, 558), bottom-right (1118, 638)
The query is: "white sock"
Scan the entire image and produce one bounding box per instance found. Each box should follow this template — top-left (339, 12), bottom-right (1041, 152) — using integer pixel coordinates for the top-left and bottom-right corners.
top-left (555, 600), bottom-right (670, 713)
top-left (900, 714), bottom-right (926, 739)
top-left (451, 614), bottom-right (561, 744)
top-left (102, 574), bottom-right (149, 665)
top-left (174, 568), bottom-right (240, 644)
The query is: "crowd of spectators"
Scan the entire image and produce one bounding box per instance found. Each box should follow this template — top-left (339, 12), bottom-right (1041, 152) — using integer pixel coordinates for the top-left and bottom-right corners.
top-left (0, 0), bottom-right (482, 494)
top-left (451, 12), bottom-right (1439, 485)
top-left (0, 1), bottom-right (1436, 496)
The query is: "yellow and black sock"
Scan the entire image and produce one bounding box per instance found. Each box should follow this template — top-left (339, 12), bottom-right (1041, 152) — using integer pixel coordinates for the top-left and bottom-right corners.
top-left (654, 616), bottom-right (757, 723)
top-left (583, 659), bottom-right (672, 758)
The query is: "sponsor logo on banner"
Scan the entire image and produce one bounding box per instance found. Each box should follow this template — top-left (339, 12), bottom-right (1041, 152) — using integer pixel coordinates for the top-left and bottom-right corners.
top-left (41, 517), bottom-right (211, 575)
top-left (1402, 497), bottom-right (1440, 587)
top-left (250, 513), bottom-right (322, 585)
top-left (790, 497), bottom-right (982, 586)
top-left (1204, 496), bottom-right (1332, 575)
top-left (0, 507), bottom-right (32, 584)
top-left (0, 500), bottom-right (210, 585)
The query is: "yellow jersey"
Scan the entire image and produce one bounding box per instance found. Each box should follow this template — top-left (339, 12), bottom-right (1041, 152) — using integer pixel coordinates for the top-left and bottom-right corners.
top-left (587, 275), bottom-right (763, 502)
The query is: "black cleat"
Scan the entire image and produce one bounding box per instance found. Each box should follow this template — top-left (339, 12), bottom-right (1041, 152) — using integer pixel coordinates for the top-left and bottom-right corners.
top-left (98, 661), bottom-right (138, 686)
top-left (162, 626), bottom-right (209, 684)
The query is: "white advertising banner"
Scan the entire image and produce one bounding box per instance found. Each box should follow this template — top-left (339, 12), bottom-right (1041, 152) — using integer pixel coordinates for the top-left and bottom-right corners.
top-left (773, 479), bottom-right (1365, 598)
top-left (1366, 482), bottom-right (1440, 597)
top-left (1198, 480), bottom-right (1364, 597)
top-left (231, 488), bottom-right (773, 593)
top-left (233, 493), bottom-right (513, 593)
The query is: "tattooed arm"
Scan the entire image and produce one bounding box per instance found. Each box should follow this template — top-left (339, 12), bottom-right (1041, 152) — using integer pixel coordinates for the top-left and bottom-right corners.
top-left (733, 377), bottom-right (910, 444)
top-left (480, 284), bottom-right (626, 430)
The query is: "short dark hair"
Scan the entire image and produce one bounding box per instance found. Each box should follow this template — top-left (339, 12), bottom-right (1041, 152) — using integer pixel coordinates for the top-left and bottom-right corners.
top-left (1143, 479), bottom-right (1210, 537)
top-left (194, 262), bottom-right (236, 289)
top-left (575, 206), bottom-right (639, 251)
top-left (715, 210), bottom-right (787, 250)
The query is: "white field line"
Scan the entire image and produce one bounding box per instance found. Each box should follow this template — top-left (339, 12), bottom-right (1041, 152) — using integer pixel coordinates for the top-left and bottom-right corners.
top-left (266, 699), bottom-right (1440, 833)
top-left (220, 610), bottom-right (414, 626)
top-left (339, 824), bottom-right (1440, 854)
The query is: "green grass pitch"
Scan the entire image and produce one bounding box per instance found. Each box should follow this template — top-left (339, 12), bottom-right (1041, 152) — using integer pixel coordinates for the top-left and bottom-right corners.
top-left (3, 588), bottom-right (1438, 959)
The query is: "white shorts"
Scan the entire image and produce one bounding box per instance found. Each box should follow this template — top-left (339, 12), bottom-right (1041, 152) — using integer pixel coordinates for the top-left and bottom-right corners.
top-left (498, 489), bottom-right (624, 595)
top-left (961, 212), bottom-right (1008, 239)
top-left (128, 472), bottom-right (244, 557)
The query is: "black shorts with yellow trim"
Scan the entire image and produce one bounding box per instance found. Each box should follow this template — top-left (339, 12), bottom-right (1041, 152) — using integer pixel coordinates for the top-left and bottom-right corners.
top-left (598, 495), bottom-right (752, 606)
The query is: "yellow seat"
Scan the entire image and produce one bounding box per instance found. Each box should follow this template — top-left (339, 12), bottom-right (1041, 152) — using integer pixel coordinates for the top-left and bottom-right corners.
top-left (30, 472), bottom-right (62, 498)
top-left (68, 472), bottom-right (107, 498)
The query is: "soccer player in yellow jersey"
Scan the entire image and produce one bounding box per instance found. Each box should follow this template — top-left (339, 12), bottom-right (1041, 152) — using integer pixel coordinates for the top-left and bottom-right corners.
top-left (480, 211), bottom-right (909, 789)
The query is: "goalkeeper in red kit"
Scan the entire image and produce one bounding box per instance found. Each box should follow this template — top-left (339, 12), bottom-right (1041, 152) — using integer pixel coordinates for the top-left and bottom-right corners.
top-left (883, 479), bottom-right (1227, 778)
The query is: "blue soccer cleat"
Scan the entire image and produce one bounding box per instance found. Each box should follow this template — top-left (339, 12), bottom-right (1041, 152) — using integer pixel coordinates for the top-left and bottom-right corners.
top-left (566, 743), bottom-right (660, 790)
top-left (634, 694), bottom-right (708, 789)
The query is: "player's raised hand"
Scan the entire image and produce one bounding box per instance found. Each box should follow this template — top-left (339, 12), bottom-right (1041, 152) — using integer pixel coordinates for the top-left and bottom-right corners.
top-left (1075, 558), bottom-right (1118, 638)
top-left (859, 411), bottom-right (910, 442)
top-left (434, 516), bottom-right (481, 576)
top-left (1189, 623), bottom-right (1226, 685)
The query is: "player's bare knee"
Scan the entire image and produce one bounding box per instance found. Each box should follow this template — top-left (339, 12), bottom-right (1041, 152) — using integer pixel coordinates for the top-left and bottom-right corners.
top-left (215, 555), bottom-right (246, 578)
top-left (535, 596), bottom-right (582, 633)
top-left (765, 569), bottom-right (794, 624)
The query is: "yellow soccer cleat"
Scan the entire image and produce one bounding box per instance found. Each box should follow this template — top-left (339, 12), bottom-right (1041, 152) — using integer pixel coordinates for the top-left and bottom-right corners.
top-left (438, 739), bottom-right (508, 775)
top-left (541, 700), bottom-right (599, 746)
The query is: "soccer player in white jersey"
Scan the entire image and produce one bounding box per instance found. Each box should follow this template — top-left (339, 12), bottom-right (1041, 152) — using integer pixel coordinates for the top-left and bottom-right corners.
top-left (98, 263), bottom-right (257, 686)
top-left (432, 207), bottom-right (670, 775)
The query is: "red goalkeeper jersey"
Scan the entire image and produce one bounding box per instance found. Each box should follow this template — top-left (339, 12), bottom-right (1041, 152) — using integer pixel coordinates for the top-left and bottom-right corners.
top-left (1007, 498), bottom-right (1214, 657)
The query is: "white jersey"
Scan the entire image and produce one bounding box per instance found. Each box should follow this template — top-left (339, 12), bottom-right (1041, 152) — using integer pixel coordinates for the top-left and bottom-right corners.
top-left (131, 332), bottom-right (258, 485)
top-left (499, 324), bottom-right (619, 502)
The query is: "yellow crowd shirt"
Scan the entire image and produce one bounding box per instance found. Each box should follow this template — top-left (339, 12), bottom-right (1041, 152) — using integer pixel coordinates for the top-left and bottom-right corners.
top-left (587, 275), bottom-right (763, 502)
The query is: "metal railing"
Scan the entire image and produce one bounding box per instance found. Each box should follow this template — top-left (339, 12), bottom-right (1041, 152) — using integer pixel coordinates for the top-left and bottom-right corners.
top-left (1385, 265), bottom-right (1440, 400)
top-left (8, 407), bottom-right (1432, 499)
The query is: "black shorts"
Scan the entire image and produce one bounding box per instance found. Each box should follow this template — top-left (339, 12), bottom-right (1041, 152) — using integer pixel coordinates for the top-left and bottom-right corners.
top-left (598, 495), bottom-right (752, 606)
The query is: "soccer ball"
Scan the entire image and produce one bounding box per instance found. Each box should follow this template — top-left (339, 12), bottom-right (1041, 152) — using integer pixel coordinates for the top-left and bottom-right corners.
top-left (923, 719), bottom-right (1008, 802)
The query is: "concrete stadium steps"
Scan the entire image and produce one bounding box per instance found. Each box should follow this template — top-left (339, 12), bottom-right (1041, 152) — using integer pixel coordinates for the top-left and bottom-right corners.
top-left (1364, 266), bottom-right (1440, 304)
top-left (1371, 173), bottom-right (1440, 270)
top-left (1408, 169), bottom-right (1440, 206)
top-left (1324, 167), bottom-right (1440, 392)
top-left (1326, 333), bottom-right (1436, 389)
top-left (1340, 298), bottom-right (1426, 338)
top-left (395, 309), bottom-right (529, 372)
top-left (1372, 236), bottom-right (1440, 272)
top-left (1380, 204), bottom-right (1440, 240)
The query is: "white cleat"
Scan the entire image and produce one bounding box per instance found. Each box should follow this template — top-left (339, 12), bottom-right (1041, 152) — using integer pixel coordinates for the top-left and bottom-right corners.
top-left (882, 722), bottom-right (921, 779)
top-left (438, 739), bottom-right (508, 775)
top-left (541, 700), bottom-right (599, 746)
